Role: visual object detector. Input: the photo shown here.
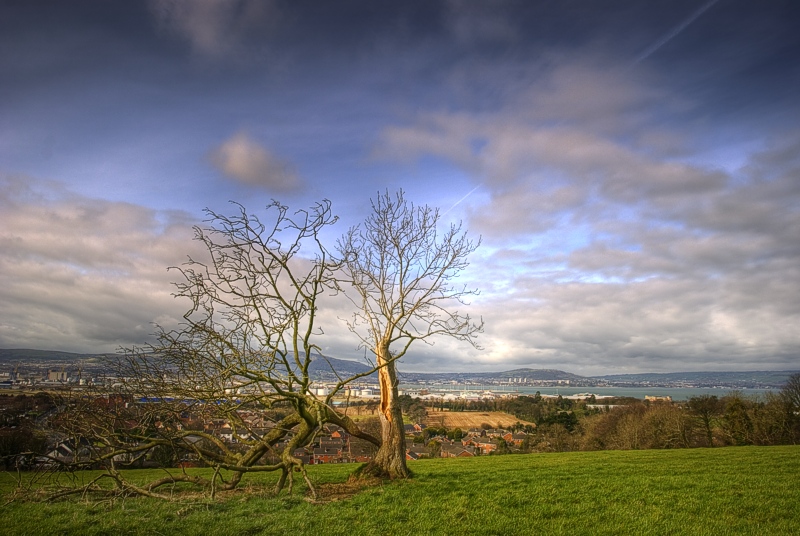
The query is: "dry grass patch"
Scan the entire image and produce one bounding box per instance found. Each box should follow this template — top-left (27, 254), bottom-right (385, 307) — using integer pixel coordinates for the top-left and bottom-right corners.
top-left (424, 411), bottom-right (534, 429)
top-left (305, 475), bottom-right (382, 503)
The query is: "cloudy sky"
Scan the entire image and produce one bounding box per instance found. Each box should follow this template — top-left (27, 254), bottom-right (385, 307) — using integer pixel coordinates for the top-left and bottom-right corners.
top-left (2, 0), bottom-right (799, 375)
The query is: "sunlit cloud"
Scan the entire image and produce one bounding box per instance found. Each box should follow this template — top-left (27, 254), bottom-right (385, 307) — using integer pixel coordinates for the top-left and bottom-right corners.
top-left (209, 132), bottom-right (304, 192)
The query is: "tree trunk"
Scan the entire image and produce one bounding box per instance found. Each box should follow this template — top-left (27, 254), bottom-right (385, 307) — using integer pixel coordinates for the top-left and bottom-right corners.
top-left (360, 345), bottom-right (410, 479)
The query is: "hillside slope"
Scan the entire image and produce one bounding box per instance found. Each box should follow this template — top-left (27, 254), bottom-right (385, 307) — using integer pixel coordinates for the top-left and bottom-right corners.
top-left (3, 446), bottom-right (798, 535)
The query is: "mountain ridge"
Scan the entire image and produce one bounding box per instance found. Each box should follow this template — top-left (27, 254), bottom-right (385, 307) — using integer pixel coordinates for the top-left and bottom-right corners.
top-left (2, 348), bottom-right (796, 387)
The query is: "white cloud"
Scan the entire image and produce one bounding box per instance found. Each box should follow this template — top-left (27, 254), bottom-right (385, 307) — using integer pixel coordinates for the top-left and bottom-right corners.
top-left (374, 56), bottom-right (800, 374)
top-left (0, 175), bottom-right (197, 353)
top-left (209, 132), bottom-right (303, 192)
top-left (0, 176), bottom-right (369, 359)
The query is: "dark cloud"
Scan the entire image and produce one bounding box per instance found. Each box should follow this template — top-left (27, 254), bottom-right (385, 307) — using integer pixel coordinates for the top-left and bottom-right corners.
top-left (148, 0), bottom-right (283, 59)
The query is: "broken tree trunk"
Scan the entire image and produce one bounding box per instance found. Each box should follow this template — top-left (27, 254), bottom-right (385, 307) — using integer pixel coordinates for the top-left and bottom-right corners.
top-left (359, 345), bottom-right (410, 479)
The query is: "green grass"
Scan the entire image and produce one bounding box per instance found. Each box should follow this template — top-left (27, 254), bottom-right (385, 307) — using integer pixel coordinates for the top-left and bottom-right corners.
top-left (2, 446), bottom-right (798, 535)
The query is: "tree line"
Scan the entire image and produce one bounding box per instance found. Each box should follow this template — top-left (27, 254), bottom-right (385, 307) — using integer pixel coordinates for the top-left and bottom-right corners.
top-left (414, 378), bottom-right (800, 454)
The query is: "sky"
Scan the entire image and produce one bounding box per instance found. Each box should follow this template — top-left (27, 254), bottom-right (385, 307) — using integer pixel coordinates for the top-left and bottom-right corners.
top-left (2, 0), bottom-right (799, 375)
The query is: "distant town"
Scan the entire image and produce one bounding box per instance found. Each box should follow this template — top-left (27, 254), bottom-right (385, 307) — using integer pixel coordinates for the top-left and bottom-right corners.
top-left (1, 348), bottom-right (795, 394)
top-left (2, 348), bottom-right (798, 472)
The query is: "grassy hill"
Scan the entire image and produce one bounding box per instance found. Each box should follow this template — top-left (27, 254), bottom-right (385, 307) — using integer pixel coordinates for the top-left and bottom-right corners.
top-left (3, 446), bottom-right (798, 535)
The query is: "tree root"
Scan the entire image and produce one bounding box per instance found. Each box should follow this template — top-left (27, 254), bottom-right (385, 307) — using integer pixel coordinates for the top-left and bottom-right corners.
top-left (353, 461), bottom-right (413, 480)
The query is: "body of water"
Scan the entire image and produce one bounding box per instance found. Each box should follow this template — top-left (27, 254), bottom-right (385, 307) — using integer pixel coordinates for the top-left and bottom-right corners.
top-left (400, 384), bottom-right (777, 401)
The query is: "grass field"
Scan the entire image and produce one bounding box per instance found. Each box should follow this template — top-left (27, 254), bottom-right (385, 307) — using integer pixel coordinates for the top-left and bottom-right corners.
top-left (424, 410), bottom-right (535, 429)
top-left (2, 446), bottom-right (798, 535)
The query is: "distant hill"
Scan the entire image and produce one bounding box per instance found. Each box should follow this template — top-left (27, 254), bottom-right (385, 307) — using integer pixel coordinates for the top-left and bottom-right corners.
top-left (313, 360), bottom-right (590, 384)
top-left (3, 348), bottom-right (795, 387)
top-left (308, 354), bottom-right (375, 379)
top-left (0, 348), bottom-right (100, 361)
top-left (307, 358), bottom-right (589, 384)
top-left (0, 348), bottom-right (377, 379)
top-left (593, 370), bottom-right (798, 388)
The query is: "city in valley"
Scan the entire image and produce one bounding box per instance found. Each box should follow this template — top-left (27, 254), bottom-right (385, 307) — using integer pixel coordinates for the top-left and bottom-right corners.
top-left (1, 349), bottom-right (793, 393)
top-left (2, 348), bottom-right (797, 469)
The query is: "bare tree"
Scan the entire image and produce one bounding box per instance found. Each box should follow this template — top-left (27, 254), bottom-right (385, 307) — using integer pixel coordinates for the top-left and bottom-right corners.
top-left (782, 373), bottom-right (800, 412)
top-left (687, 395), bottom-right (721, 447)
top-left (781, 373), bottom-right (800, 443)
top-left (44, 201), bottom-right (379, 500)
top-left (337, 190), bottom-right (482, 478)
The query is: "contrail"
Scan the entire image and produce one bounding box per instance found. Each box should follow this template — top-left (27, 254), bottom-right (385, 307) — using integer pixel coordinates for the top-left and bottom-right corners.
top-left (633, 0), bottom-right (720, 64)
top-left (442, 184), bottom-right (482, 216)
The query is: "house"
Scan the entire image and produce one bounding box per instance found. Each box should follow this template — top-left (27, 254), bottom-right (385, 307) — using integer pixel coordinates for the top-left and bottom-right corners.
top-left (323, 423), bottom-right (343, 435)
top-left (463, 437), bottom-right (498, 455)
top-left (313, 447), bottom-right (341, 464)
top-left (292, 448), bottom-right (312, 465)
top-left (427, 434), bottom-right (449, 445)
top-left (41, 437), bottom-right (92, 465)
top-left (405, 444), bottom-right (430, 460)
top-left (44, 442), bottom-right (79, 464)
top-left (319, 437), bottom-right (345, 451)
top-left (645, 395), bottom-right (672, 402)
top-left (510, 433), bottom-right (527, 446)
top-left (205, 419), bottom-right (233, 438)
top-left (241, 414), bottom-right (274, 431)
top-left (349, 443), bottom-right (374, 463)
top-left (441, 444), bottom-right (475, 458)
top-left (330, 428), bottom-right (349, 440)
top-left (155, 420), bottom-right (184, 432)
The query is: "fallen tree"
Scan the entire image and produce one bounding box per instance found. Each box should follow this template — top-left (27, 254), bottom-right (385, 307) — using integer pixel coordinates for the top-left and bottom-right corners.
top-left (41, 200), bottom-right (379, 501)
